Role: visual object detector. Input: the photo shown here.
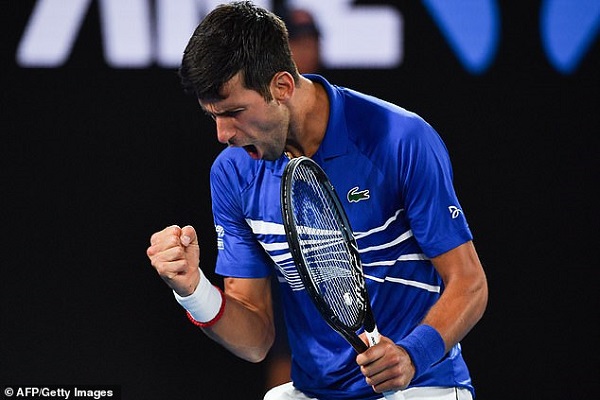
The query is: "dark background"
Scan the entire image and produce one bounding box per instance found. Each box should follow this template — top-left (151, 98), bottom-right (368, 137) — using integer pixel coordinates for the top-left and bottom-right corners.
top-left (2, 1), bottom-right (598, 399)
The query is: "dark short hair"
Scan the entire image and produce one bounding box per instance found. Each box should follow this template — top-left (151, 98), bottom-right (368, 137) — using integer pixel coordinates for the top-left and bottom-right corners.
top-left (179, 1), bottom-right (300, 102)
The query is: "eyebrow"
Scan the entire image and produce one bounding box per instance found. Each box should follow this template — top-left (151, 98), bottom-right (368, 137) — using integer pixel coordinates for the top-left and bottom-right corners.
top-left (202, 106), bottom-right (244, 119)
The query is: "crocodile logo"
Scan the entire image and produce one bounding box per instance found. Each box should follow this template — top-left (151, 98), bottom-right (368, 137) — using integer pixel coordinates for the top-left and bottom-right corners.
top-left (347, 186), bottom-right (370, 203)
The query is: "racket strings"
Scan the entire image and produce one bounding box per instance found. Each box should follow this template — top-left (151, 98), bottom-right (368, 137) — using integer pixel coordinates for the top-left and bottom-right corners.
top-left (291, 167), bottom-right (364, 328)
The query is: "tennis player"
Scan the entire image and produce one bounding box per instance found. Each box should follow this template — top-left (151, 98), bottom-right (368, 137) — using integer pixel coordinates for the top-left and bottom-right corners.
top-left (146, 2), bottom-right (488, 399)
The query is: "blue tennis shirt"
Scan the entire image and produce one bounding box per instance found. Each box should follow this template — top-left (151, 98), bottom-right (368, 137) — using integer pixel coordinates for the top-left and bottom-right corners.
top-left (210, 75), bottom-right (475, 399)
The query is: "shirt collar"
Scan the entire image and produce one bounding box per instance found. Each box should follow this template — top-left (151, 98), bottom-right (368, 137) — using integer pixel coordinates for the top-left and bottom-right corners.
top-left (304, 74), bottom-right (349, 161)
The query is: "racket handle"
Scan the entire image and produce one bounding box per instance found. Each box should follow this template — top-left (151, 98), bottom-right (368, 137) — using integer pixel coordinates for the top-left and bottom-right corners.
top-left (365, 326), bottom-right (381, 347)
top-left (366, 328), bottom-right (407, 400)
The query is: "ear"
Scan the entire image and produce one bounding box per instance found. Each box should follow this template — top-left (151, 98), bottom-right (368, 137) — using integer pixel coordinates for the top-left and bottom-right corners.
top-left (270, 72), bottom-right (295, 102)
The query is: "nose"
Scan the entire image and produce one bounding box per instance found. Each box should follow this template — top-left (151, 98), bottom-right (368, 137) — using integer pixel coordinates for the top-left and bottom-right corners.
top-left (215, 117), bottom-right (235, 145)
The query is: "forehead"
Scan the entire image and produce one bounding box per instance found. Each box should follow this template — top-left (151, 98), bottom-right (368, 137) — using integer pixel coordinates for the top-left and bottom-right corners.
top-left (200, 73), bottom-right (262, 113)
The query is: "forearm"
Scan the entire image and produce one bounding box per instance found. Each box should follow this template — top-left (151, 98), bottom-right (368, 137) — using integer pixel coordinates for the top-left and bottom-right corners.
top-left (201, 291), bottom-right (275, 362)
top-left (421, 241), bottom-right (488, 352)
top-left (176, 274), bottom-right (275, 363)
top-left (396, 241), bottom-right (488, 379)
top-left (420, 270), bottom-right (488, 352)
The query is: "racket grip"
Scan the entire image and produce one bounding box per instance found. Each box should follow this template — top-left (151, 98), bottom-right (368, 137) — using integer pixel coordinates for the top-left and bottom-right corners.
top-left (366, 327), bottom-right (406, 400)
top-left (365, 326), bottom-right (381, 347)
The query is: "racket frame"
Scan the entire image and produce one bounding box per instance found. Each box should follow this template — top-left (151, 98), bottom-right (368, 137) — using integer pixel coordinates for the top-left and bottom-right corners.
top-left (281, 156), bottom-right (375, 353)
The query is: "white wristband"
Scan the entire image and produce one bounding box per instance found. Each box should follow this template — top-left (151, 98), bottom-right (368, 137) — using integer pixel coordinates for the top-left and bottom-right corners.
top-left (173, 268), bottom-right (223, 323)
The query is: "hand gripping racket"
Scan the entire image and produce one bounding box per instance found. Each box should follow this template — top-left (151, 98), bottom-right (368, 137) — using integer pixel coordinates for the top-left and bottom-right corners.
top-left (281, 156), bottom-right (405, 399)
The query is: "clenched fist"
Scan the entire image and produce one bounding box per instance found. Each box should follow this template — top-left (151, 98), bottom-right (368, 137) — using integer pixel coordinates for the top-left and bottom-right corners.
top-left (147, 225), bottom-right (201, 297)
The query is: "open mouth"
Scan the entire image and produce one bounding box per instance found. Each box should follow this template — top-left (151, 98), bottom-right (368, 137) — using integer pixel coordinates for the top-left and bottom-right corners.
top-left (243, 144), bottom-right (260, 160)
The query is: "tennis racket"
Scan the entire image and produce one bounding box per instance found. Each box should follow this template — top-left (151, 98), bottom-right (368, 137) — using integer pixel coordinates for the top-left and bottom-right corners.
top-left (281, 156), bottom-right (405, 400)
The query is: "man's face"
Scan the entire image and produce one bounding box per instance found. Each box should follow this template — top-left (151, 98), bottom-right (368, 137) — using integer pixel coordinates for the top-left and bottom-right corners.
top-left (200, 73), bottom-right (289, 161)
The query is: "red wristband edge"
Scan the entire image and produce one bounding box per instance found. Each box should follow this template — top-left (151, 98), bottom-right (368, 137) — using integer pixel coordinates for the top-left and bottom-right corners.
top-left (185, 286), bottom-right (226, 328)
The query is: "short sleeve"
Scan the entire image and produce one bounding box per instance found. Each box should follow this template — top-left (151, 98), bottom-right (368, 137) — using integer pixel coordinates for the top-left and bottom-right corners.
top-left (210, 155), bottom-right (273, 278)
top-left (398, 119), bottom-right (473, 258)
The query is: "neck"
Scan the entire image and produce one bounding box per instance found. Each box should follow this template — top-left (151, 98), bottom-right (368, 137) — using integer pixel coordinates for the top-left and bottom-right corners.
top-left (285, 76), bottom-right (329, 158)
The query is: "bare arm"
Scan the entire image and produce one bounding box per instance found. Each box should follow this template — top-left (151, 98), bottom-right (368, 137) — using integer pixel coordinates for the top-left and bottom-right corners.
top-left (202, 276), bottom-right (275, 362)
top-left (422, 240), bottom-right (488, 351)
top-left (357, 240), bottom-right (488, 392)
top-left (147, 225), bottom-right (275, 363)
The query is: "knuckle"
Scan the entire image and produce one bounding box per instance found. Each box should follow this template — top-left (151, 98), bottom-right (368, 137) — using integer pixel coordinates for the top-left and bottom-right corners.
top-left (167, 234), bottom-right (180, 247)
top-left (146, 245), bottom-right (156, 257)
top-left (172, 246), bottom-right (185, 259)
top-left (166, 225), bottom-right (181, 234)
top-left (387, 349), bottom-right (402, 364)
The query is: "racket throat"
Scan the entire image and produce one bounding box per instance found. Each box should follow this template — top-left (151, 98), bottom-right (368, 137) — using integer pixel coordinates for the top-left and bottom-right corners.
top-left (344, 330), bottom-right (369, 353)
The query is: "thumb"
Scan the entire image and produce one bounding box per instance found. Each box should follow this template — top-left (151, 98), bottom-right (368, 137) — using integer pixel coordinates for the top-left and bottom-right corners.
top-left (180, 225), bottom-right (198, 247)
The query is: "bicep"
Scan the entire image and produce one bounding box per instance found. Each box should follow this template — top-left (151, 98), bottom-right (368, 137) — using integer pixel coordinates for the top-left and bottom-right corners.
top-left (430, 241), bottom-right (486, 287)
top-left (224, 276), bottom-right (275, 324)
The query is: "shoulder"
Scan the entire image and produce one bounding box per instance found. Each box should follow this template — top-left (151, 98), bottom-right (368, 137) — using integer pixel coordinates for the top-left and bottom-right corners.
top-left (210, 147), bottom-right (260, 189)
top-left (210, 148), bottom-right (287, 195)
top-left (307, 74), bottom-right (430, 131)
top-left (349, 92), bottom-right (428, 132)
top-left (341, 91), bottom-right (440, 154)
top-left (212, 147), bottom-right (256, 173)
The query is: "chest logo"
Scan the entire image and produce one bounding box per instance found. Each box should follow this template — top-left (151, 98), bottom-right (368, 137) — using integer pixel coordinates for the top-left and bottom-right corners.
top-left (347, 186), bottom-right (371, 203)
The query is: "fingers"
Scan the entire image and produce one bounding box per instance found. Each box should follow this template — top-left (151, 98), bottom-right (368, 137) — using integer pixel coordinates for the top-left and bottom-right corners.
top-left (152, 245), bottom-right (188, 269)
top-left (146, 225), bottom-right (195, 271)
top-left (356, 332), bottom-right (383, 365)
top-left (157, 259), bottom-right (189, 280)
top-left (149, 224), bottom-right (181, 246)
top-left (147, 225), bottom-right (201, 296)
top-left (181, 225), bottom-right (198, 247)
top-left (356, 335), bottom-right (413, 392)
